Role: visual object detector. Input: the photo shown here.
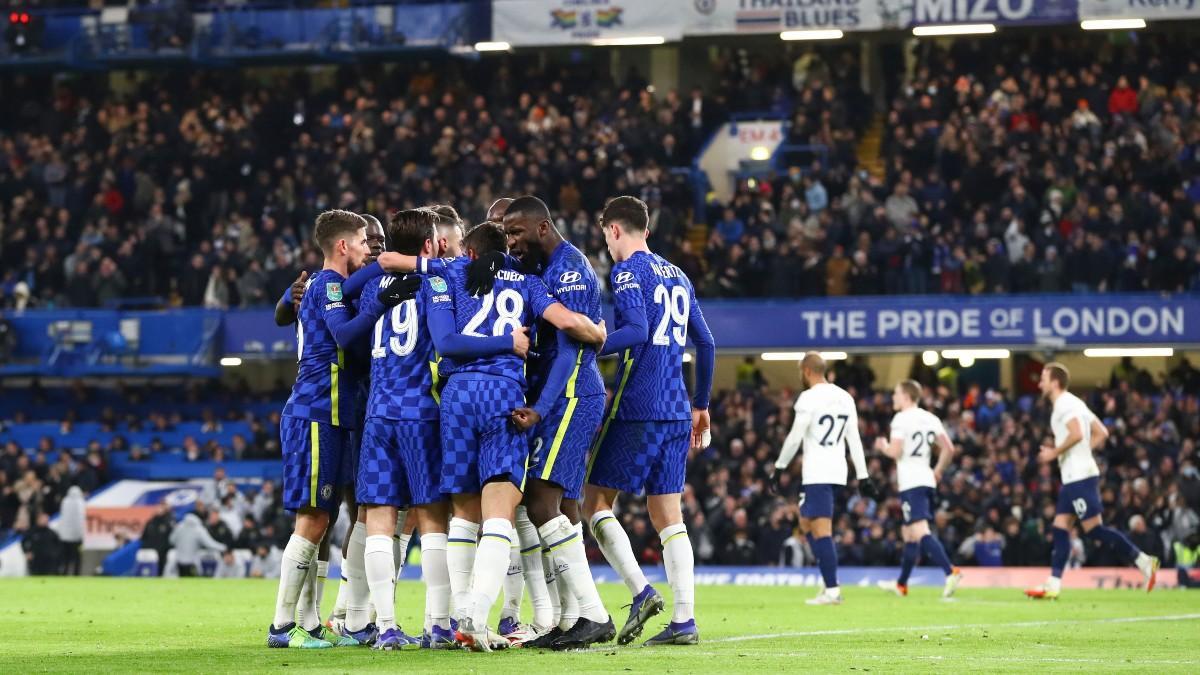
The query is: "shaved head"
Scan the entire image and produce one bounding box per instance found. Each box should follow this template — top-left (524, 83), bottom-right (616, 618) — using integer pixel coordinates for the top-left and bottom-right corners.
top-left (801, 351), bottom-right (827, 377)
top-left (487, 197), bottom-right (515, 224)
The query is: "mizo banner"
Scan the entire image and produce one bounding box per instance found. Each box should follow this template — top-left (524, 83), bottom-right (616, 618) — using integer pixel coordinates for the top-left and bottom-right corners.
top-left (493, 0), bottom-right (685, 46)
top-left (1079, 0), bottom-right (1199, 21)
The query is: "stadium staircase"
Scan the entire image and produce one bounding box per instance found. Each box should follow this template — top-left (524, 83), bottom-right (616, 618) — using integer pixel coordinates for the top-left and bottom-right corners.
top-left (856, 113), bottom-right (886, 180)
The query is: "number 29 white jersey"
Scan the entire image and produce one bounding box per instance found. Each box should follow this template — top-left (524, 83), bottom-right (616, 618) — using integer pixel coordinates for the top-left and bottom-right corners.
top-left (792, 382), bottom-right (863, 486)
top-left (889, 407), bottom-right (946, 491)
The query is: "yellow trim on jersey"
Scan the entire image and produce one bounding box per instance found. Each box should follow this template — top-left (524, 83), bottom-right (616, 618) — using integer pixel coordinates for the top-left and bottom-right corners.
top-left (586, 349), bottom-right (634, 478)
top-left (309, 422), bottom-right (320, 508)
top-left (565, 346), bottom-right (583, 398)
top-left (330, 348), bottom-right (344, 426)
top-left (519, 446), bottom-right (532, 493)
top-left (429, 359), bottom-right (441, 405)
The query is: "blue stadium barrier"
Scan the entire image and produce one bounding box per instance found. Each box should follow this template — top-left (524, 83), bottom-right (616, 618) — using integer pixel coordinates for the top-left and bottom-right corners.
top-left (107, 454), bottom-right (279, 481)
top-left (101, 539), bottom-right (142, 577)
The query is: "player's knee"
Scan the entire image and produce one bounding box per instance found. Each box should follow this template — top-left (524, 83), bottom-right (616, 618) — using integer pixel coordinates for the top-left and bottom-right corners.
top-left (647, 495), bottom-right (683, 532)
top-left (362, 504), bottom-right (395, 536)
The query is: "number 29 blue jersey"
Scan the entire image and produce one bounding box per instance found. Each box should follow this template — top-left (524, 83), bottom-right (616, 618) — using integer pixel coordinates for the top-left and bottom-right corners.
top-left (439, 257), bottom-right (555, 387)
top-left (608, 251), bottom-right (704, 422)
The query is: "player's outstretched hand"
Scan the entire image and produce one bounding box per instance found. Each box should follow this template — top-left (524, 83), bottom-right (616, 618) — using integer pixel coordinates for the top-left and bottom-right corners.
top-left (511, 326), bottom-right (530, 359)
top-left (466, 251), bottom-right (505, 296)
top-left (378, 274), bottom-right (421, 307)
top-left (873, 436), bottom-right (888, 454)
top-left (1037, 444), bottom-right (1058, 464)
top-left (691, 408), bottom-right (711, 450)
top-left (858, 476), bottom-right (879, 501)
top-left (511, 407), bottom-right (541, 431)
top-left (290, 270), bottom-right (308, 308)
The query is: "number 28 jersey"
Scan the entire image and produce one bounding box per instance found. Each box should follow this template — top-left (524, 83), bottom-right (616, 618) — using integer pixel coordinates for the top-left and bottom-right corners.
top-left (440, 257), bottom-right (555, 387)
top-left (793, 382), bottom-right (861, 486)
top-left (609, 251), bottom-right (701, 422)
top-left (889, 407), bottom-right (947, 491)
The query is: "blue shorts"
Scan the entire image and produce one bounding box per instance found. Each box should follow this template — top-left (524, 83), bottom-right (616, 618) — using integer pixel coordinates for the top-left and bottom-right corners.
top-left (280, 415), bottom-right (351, 513)
top-left (800, 483), bottom-right (839, 519)
top-left (357, 417), bottom-right (443, 507)
top-left (439, 374), bottom-right (529, 495)
top-left (528, 394), bottom-right (605, 501)
top-left (1056, 476), bottom-right (1103, 520)
top-left (586, 418), bottom-right (691, 496)
top-left (340, 428), bottom-right (361, 489)
top-left (900, 486), bottom-right (935, 525)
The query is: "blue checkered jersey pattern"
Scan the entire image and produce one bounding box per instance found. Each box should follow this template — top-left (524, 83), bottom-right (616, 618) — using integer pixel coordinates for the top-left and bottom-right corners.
top-left (607, 251), bottom-right (699, 422)
top-left (282, 268), bottom-right (361, 428)
top-left (527, 242), bottom-right (605, 402)
top-left (359, 274), bottom-right (447, 422)
top-left (440, 257), bottom-right (555, 387)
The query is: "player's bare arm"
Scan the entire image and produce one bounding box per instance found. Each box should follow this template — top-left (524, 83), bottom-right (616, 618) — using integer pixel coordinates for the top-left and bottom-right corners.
top-left (1089, 417), bottom-right (1109, 449)
top-left (932, 433), bottom-right (955, 481)
top-left (541, 302), bottom-right (606, 347)
top-left (876, 436), bottom-right (903, 460)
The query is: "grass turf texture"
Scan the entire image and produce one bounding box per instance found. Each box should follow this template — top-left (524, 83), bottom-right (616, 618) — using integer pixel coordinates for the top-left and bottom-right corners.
top-left (5, 578), bottom-right (1197, 673)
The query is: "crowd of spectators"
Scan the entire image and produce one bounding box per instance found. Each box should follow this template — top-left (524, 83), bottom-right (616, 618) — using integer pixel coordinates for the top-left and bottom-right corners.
top-left (6, 356), bottom-right (1200, 580)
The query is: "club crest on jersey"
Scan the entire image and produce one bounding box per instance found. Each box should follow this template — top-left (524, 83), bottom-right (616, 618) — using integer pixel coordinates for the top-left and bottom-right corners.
top-left (615, 271), bottom-right (634, 284)
top-left (326, 283), bottom-right (343, 301)
top-left (559, 270), bottom-right (581, 284)
top-left (429, 276), bottom-right (448, 293)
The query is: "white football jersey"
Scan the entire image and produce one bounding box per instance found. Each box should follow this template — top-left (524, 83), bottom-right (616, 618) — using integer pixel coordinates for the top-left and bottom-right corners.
top-left (1050, 391), bottom-right (1100, 484)
top-left (889, 407), bottom-right (946, 491)
top-left (791, 382), bottom-right (865, 486)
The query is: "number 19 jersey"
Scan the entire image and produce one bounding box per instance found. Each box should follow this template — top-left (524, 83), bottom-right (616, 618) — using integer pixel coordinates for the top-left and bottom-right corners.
top-left (608, 251), bottom-right (700, 422)
top-left (793, 382), bottom-right (860, 486)
top-left (889, 407), bottom-right (946, 491)
top-left (358, 275), bottom-right (444, 422)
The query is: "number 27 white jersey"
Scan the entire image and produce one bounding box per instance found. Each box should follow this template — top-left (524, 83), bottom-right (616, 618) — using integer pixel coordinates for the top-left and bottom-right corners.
top-left (793, 382), bottom-right (863, 486)
top-left (889, 407), bottom-right (946, 491)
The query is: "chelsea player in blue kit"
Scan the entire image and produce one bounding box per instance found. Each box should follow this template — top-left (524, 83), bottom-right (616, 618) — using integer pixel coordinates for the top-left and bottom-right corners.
top-left (582, 196), bottom-right (716, 647)
top-left (502, 196), bottom-right (616, 650)
top-left (268, 210), bottom-right (389, 649)
top-left (429, 222), bottom-right (607, 651)
top-left (354, 209), bottom-right (531, 650)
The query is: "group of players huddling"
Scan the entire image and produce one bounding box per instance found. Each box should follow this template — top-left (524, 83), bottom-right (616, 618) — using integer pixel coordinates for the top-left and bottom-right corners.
top-left (267, 195), bottom-right (714, 651)
top-left (265, 195), bottom-right (1160, 653)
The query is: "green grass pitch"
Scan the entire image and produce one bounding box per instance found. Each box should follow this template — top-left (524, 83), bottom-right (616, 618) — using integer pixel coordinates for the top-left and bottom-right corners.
top-left (6, 577), bottom-right (1197, 672)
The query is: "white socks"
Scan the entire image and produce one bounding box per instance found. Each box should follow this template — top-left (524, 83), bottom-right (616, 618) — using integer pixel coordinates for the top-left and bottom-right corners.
top-left (501, 543), bottom-right (524, 621)
top-left (330, 574), bottom-right (349, 621)
top-left (447, 518), bottom-right (479, 616)
top-left (539, 516), bottom-right (606, 625)
top-left (344, 522), bottom-right (371, 633)
top-left (590, 510), bottom-right (649, 596)
top-left (421, 533), bottom-right (451, 631)
top-left (515, 507), bottom-right (553, 630)
top-left (394, 510), bottom-right (411, 579)
top-left (313, 559), bottom-right (328, 625)
top-left (467, 519), bottom-right (514, 628)
top-left (660, 523), bottom-right (694, 623)
top-left (542, 547), bottom-right (561, 626)
top-left (273, 534), bottom-right (317, 629)
top-left (364, 534), bottom-right (396, 630)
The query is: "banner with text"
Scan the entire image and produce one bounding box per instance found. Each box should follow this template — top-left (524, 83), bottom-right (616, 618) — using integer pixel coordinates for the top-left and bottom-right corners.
top-left (686, 0), bottom-right (884, 34)
top-left (1079, 0), bottom-right (1199, 21)
top-left (699, 294), bottom-right (1200, 350)
top-left (493, 0), bottom-right (684, 46)
top-left (882, 0), bottom-right (1079, 27)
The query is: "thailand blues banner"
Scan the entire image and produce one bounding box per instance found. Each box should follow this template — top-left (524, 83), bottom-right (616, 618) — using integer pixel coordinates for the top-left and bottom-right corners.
top-left (493, 0), bottom-right (685, 46)
top-left (877, 0), bottom-right (1079, 27)
top-left (1079, 0), bottom-right (1199, 21)
top-left (698, 294), bottom-right (1200, 350)
top-left (686, 0), bottom-right (885, 34)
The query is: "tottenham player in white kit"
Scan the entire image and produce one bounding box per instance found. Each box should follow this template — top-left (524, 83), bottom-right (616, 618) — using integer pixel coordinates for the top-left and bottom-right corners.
top-left (769, 352), bottom-right (877, 606)
top-left (874, 380), bottom-right (962, 598)
top-left (1026, 363), bottom-right (1160, 599)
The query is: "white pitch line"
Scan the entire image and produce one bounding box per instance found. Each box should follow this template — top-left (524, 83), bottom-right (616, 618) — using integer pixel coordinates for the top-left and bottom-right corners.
top-left (581, 612), bottom-right (1200, 651)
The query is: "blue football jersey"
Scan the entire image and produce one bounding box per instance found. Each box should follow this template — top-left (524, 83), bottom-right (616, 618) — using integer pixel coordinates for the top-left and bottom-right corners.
top-left (608, 251), bottom-right (701, 422)
top-left (442, 257), bottom-right (555, 387)
top-left (282, 268), bottom-right (361, 428)
top-left (528, 242), bottom-right (604, 401)
top-left (359, 275), bottom-right (446, 422)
